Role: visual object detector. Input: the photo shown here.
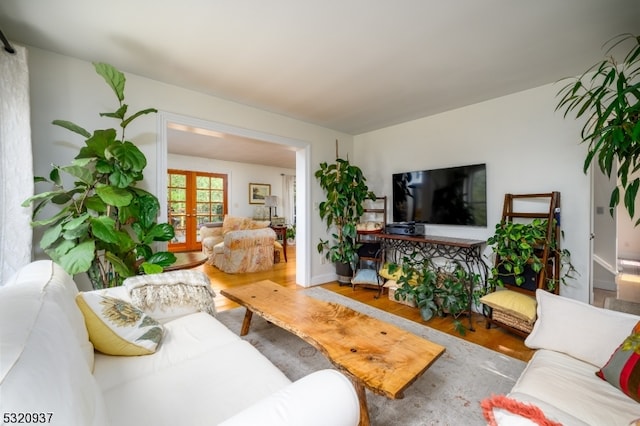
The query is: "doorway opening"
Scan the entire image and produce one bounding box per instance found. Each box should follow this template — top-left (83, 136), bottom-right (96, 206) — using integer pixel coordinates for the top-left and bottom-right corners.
top-left (156, 112), bottom-right (312, 286)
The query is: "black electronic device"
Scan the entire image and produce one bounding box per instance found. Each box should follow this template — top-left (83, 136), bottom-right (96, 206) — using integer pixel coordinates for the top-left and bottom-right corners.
top-left (386, 222), bottom-right (425, 236)
top-left (392, 163), bottom-right (487, 226)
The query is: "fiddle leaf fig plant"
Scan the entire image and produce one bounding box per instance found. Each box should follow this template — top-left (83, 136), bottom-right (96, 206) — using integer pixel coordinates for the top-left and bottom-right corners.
top-left (22, 62), bottom-right (176, 289)
top-left (556, 33), bottom-right (640, 226)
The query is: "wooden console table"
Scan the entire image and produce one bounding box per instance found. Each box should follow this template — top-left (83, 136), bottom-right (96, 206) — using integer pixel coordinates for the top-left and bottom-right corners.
top-left (377, 233), bottom-right (488, 331)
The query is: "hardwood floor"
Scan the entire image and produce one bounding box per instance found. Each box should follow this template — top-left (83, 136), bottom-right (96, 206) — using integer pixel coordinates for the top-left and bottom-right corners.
top-left (196, 246), bottom-right (534, 362)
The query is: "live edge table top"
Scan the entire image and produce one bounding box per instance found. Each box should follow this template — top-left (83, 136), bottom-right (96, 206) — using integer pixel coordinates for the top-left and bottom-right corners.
top-left (220, 280), bottom-right (446, 401)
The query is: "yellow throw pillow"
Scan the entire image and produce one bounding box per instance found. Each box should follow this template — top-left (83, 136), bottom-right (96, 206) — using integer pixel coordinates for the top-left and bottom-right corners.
top-left (76, 293), bottom-right (164, 356)
top-left (480, 290), bottom-right (537, 323)
top-left (379, 263), bottom-right (402, 281)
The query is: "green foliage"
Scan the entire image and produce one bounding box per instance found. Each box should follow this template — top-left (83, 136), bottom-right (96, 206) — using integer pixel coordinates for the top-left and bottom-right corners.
top-left (556, 33), bottom-right (640, 226)
top-left (486, 219), bottom-right (576, 291)
top-left (315, 156), bottom-right (375, 267)
top-left (286, 224), bottom-right (296, 240)
top-left (22, 62), bottom-right (175, 288)
top-left (392, 256), bottom-right (482, 335)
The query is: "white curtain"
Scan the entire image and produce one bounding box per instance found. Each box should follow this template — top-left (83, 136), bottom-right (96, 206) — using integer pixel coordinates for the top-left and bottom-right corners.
top-left (281, 174), bottom-right (296, 226)
top-left (0, 44), bottom-right (33, 283)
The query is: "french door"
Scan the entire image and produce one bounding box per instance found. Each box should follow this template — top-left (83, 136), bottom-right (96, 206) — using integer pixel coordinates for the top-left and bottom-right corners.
top-left (167, 169), bottom-right (228, 252)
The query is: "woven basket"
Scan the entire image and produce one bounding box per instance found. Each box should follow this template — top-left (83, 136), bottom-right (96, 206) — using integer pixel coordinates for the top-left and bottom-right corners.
top-left (492, 308), bottom-right (534, 334)
top-left (387, 286), bottom-right (417, 307)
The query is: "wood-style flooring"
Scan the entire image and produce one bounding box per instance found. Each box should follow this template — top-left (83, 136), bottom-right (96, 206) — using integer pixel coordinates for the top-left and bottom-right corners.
top-left (196, 246), bottom-right (534, 362)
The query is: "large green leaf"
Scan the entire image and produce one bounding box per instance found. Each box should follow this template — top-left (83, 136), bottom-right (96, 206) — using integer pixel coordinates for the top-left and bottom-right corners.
top-left (145, 223), bottom-right (175, 242)
top-left (90, 216), bottom-right (119, 244)
top-left (136, 194), bottom-right (160, 230)
top-left (62, 222), bottom-right (90, 240)
top-left (78, 129), bottom-right (117, 159)
top-left (60, 164), bottom-right (94, 186)
top-left (121, 108), bottom-right (158, 128)
top-left (85, 195), bottom-right (107, 213)
top-left (22, 190), bottom-right (65, 207)
top-left (96, 185), bottom-right (133, 207)
top-left (100, 104), bottom-right (128, 120)
top-left (94, 62), bottom-right (125, 102)
top-left (146, 251), bottom-right (176, 267)
top-left (45, 238), bottom-right (74, 263)
top-left (105, 251), bottom-right (135, 279)
top-left (52, 119), bottom-right (91, 138)
top-left (40, 223), bottom-right (63, 250)
top-left (64, 213), bottom-right (90, 230)
top-left (59, 240), bottom-right (95, 275)
top-left (108, 141), bottom-right (147, 172)
top-left (108, 167), bottom-right (135, 188)
top-left (31, 206), bottom-right (72, 227)
top-left (139, 262), bottom-right (164, 275)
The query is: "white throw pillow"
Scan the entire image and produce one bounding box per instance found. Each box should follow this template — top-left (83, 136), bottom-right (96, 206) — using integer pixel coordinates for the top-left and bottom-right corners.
top-left (525, 289), bottom-right (640, 367)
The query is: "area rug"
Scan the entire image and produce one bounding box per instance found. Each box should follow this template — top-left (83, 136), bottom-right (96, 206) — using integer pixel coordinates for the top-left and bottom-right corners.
top-left (215, 287), bottom-right (526, 425)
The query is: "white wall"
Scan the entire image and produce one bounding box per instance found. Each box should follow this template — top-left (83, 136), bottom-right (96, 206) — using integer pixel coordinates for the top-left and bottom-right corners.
top-left (354, 83), bottom-right (592, 302)
top-left (168, 153), bottom-right (295, 219)
top-left (617, 169), bottom-right (640, 261)
top-left (27, 46), bottom-right (353, 286)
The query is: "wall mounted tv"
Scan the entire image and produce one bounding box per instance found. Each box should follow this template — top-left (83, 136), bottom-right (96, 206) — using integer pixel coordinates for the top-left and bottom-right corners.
top-left (392, 163), bottom-right (487, 226)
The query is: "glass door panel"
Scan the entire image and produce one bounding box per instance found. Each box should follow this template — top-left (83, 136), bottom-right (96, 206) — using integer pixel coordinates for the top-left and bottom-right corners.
top-left (168, 170), bottom-right (227, 252)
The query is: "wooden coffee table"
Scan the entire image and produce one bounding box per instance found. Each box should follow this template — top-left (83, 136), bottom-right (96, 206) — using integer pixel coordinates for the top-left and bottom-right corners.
top-left (221, 280), bottom-right (445, 426)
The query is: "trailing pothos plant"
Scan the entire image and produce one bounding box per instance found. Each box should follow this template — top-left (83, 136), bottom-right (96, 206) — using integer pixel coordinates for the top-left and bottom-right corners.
top-left (22, 62), bottom-right (176, 289)
top-left (556, 33), bottom-right (640, 226)
top-left (391, 256), bottom-right (482, 335)
top-left (486, 218), bottom-right (576, 291)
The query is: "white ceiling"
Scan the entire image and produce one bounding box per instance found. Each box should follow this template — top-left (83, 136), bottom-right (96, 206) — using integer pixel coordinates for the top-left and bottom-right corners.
top-left (1, 1), bottom-right (639, 169)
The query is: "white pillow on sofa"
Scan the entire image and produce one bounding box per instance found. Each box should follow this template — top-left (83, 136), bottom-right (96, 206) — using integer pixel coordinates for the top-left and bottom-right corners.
top-left (525, 289), bottom-right (640, 367)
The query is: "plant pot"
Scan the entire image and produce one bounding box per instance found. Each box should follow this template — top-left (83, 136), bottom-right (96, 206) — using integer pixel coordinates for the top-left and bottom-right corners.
top-left (335, 261), bottom-right (353, 285)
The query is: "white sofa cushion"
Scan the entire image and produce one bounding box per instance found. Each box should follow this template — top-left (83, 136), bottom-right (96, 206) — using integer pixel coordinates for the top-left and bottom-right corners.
top-left (525, 289), bottom-right (640, 367)
top-left (4, 260), bottom-right (94, 368)
top-left (510, 349), bottom-right (640, 425)
top-left (100, 338), bottom-right (292, 425)
top-left (93, 312), bottom-right (243, 391)
top-left (0, 281), bottom-right (109, 426)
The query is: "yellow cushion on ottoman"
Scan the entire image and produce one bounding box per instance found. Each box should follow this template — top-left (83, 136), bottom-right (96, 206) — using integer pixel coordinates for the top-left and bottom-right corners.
top-left (480, 289), bottom-right (537, 323)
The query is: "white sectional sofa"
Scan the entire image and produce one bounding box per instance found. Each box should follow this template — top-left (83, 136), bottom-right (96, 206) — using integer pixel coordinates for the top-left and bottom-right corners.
top-left (0, 260), bottom-right (360, 426)
top-left (486, 289), bottom-right (640, 425)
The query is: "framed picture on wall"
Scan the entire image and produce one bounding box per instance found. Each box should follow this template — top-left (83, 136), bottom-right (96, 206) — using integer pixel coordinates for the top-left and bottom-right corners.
top-left (249, 183), bottom-right (271, 204)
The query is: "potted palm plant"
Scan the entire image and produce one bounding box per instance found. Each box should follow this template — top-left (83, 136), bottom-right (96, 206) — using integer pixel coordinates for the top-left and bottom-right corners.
top-left (556, 33), bottom-right (640, 226)
top-left (315, 146), bottom-right (375, 284)
top-left (22, 63), bottom-right (176, 289)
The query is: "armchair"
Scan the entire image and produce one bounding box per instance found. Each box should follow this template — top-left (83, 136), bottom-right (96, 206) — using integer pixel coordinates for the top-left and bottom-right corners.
top-left (201, 216), bottom-right (277, 273)
top-left (213, 227), bottom-right (277, 273)
top-left (200, 223), bottom-right (224, 263)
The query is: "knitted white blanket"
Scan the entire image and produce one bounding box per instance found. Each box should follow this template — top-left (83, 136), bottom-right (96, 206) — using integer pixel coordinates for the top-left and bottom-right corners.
top-left (123, 270), bottom-right (216, 316)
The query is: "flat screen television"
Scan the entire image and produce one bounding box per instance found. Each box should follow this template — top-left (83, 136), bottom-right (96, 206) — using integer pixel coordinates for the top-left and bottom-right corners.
top-left (392, 163), bottom-right (487, 226)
